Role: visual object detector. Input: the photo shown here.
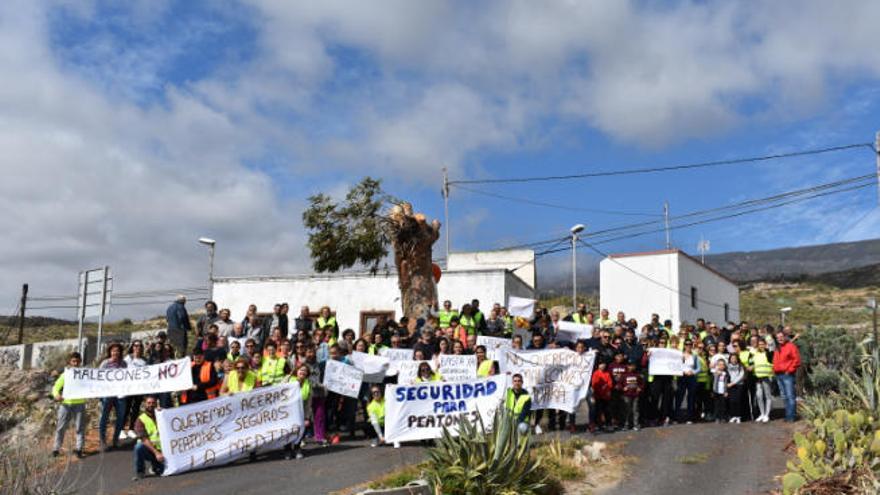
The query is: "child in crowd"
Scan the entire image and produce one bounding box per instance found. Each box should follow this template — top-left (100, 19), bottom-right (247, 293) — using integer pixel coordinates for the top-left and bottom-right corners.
top-left (712, 359), bottom-right (730, 423)
top-left (590, 361), bottom-right (614, 432)
top-left (618, 361), bottom-right (644, 431)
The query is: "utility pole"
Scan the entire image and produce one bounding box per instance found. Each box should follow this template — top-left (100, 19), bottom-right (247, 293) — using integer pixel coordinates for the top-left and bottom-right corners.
top-left (663, 201), bottom-right (671, 249)
top-left (17, 284), bottom-right (27, 344)
top-left (443, 167), bottom-right (450, 262)
top-left (96, 266), bottom-right (109, 355)
top-left (875, 131), bottom-right (879, 205)
top-left (570, 224), bottom-right (585, 310)
top-left (698, 236), bottom-right (710, 264)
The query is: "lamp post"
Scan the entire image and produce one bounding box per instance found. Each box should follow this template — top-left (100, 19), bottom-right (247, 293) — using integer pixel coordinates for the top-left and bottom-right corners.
top-left (780, 306), bottom-right (792, 327)
top-left (570, 224), bottom-right (585, 311)
top-left (199, 237), bottom-right (216, 300)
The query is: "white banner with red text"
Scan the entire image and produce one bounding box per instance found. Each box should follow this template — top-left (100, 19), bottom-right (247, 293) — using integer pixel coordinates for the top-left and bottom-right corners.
top-left (62, 357), bottom-right (193, 399)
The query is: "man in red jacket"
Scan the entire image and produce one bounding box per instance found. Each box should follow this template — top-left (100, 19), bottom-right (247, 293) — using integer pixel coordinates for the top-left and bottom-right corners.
top-left (773, 331), bottom-right (801, 422)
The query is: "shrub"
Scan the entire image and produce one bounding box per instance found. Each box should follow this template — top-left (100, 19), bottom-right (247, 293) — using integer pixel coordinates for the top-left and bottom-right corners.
top-left (0, 441), bottom-right (77, 495)
top-left (424, 409), bottom-right (546, 495)
top-left (808, 365), bottom-right (841, 394)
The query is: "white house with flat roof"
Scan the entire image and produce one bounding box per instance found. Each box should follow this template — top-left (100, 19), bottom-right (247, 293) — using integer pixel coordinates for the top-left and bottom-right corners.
top-left (599, 249), bottom-right (740, 329)
top-left (213, 249), bottom-right (535, 336)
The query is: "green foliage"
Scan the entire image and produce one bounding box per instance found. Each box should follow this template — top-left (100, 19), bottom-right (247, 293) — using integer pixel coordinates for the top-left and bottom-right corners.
top-left (534, 439), bottom-right (585, 481)
top-left (799, 326), bottom-right (862, 372)
top-left (302, 177), bottom-right (391, 274)
top-left (840, 340), bottom-right (880, 415)
top-left (366, 465), bottom-right (423, 490)
top-left (782, 472), bottom-right (806, 495)
top-left (424, 409), bottom-right (546, 495)
top-left (809, 365), bottom-right (841, 394)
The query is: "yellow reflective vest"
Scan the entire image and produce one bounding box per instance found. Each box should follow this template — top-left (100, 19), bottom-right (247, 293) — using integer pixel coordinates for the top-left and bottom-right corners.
top-left (367, 399), bottom-right (385, 425)
top-left (753, 351), bottom-right (774, 378)
top-left (260, 357), bottom-right (286, 386)
top-left (226, 370), bottom-right (257, 394)
top-left (477, 359), bottom-right (495, 377)
top-left (52, 374), bottom-right (85, 406)
top-left (505, 389), bottom-right (530, 414)
top-left (438, 310), bottom-right (458, 328)
top-left (138, 412), bottom-right (161, 452)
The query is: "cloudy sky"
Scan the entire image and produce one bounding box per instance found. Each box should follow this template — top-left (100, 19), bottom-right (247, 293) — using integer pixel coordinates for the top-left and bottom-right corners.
top-left (2, 0), bottom-right (879, 319)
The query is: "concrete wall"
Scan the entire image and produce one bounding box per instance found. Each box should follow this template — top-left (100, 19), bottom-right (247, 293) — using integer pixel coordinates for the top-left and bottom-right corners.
top-left (600, 252), bottom-right (679, 328)
top-left (0, 344), bottom-right (31, 369)
top-left (214, 269), bottom-right (534, 335)
top-left (677, 253), bottom-right (740, 326)
top-left (447, 249), bottom-right (535, 289)
top-left (31, 338), bottom-right (90, 369)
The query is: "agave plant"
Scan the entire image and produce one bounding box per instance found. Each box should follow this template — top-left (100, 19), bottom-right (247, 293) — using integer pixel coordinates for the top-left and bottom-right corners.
top-left (424, 408), bottom-right (546, 495)
top-left (840, 339), bottom-right (880, 415)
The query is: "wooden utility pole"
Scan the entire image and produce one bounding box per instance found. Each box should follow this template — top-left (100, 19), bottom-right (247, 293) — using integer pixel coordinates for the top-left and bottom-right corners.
top-left (17, 284), bottom-right (27, 344)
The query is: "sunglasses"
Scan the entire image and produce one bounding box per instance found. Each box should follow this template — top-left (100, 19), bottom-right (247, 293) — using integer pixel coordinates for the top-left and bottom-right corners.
top-left (236, 367), bottom-right (246, 371)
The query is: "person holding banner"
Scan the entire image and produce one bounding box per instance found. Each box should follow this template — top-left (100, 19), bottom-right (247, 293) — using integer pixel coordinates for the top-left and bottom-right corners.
top-left (220, 357), bottom-right (261, 395)
top-left (180, 347), bottom-right (219, 405)
top-left (132, 396), bottom-right (164, 480)
top-left (98, 342), bottom-right (128, 452)
top-left (283, 365), bottom-right (312, 460)
top-left (415, 362), bottom-right (441, 383)
top-left (475, 346), bottom-right (497, 377)
top-left (121, 340), bottom-right (148, 441)
top-left (52, 352), bottom-right (87, 458)
top-left (367, 385), bottom-right (399, 448)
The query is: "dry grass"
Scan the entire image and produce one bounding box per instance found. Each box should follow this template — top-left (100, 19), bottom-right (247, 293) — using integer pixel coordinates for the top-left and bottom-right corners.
top-left (739, 282), bottom-right (877, 330)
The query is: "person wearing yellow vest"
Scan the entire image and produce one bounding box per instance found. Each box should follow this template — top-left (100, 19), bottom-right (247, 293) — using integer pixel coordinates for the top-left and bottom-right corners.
top-left (471, 299), bottom-right (486, 335)
top-left (475, 345), bottom-right (497, 377)
top-left (415, 362), bottom-right (442, 382)
top-left (438, 300), bottom-right (458, 329)
top-left (571, 303), bottom-right (590, 324)
top-left (505, 374), bottom-right (532, 429)
top-left (752, 338), bottom-right (774, 423)
top-left (181, 347), bottom-right (220, 404)
top-left (597, 309), bottom-right (615, 329)
top-left (367, 385), bottom-right (400, 448)
top-left (695, 349), bottom-right (712, 421)
top-left (259, 342), bottom-right (288, 386)
top-left (459, 304), bottom-right (478, 337)
top-left (52, 351), bottom-right (87, 458)
top-left (133, 396), bottom-right (164, 480)
top-left (317, 306), bottom-right (338, 340)
top-left (283, 365), bottom-right (312, 460)
top-left (220, 357), bottom-right (261, 395)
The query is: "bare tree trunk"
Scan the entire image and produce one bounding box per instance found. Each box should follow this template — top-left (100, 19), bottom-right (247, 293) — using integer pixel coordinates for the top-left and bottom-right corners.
top-left (388, 202), bottom-right (441, 321)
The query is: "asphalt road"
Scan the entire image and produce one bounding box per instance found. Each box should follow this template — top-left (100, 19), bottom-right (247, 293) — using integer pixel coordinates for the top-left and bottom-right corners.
top-left (62, 439), bottom-right (424, 495)
top-left (602, 420), bottom-right (794, 495)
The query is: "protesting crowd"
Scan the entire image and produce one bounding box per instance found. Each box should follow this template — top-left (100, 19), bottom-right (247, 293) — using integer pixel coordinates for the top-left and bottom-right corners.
top-left (50, 294), bottom-right (801, 481)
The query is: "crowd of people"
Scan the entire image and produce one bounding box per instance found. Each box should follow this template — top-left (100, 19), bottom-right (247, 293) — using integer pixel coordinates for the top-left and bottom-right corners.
top-left (50, 295), bottom-right (802, 480)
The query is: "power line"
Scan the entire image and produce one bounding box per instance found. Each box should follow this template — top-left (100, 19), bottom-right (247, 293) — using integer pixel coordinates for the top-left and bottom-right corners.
top-left (451, 183), bottom-right (661, 217)
top-left (29, 286), bottom-right (209, 302)
top-left (590, 181), bottom-right (875, 246)
top-left (449, 142), bottom-right (874, 185)
top-left (580, 173), bottom-right (877, 240)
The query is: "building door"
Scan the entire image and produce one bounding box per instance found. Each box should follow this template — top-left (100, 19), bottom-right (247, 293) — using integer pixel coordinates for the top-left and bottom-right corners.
top-left (360, 310), bottom-right (395, 337)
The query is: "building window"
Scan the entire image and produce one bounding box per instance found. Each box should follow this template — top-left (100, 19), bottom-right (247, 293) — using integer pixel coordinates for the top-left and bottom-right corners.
top-left (724, 303), bottom-right (730, 322)
top-left (360, 310), bottom-right (396, 337)
top-left (690, 286), bottom-right (698, 309)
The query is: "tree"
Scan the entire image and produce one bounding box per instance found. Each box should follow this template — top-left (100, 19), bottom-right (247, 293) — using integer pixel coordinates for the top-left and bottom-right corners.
top-left (302, 177), bottom-right (441, 320)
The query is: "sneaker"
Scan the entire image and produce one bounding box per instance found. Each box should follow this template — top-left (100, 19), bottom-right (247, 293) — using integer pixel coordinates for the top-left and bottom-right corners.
top-left (686, 421), bottom-right (693, 425)
top-left (728, 417), bottom-right (736, 423)
top-left (370, 440), bottom-right (378, 448)
top-left (762, 416), bottom-right (770, 423)
top-left (295, 451), bottom-right (304, 459)
top-left (534, 425), bottom-right (543, 435)
top-left (284, 450), bottom-right (293, 460)
top-left (128, 430), bottom-right (138, 440)
top-left (633, 426), bottom-right (640, 431)
top-left (330, 434), bottom-right (341, 445)
top-left (393, 442), bottom-right (401, 449)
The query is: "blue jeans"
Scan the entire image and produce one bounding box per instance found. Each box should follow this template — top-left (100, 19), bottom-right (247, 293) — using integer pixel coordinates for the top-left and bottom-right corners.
top-left (674, 375), bottom-right (697, 421)
top-left (133, 443), bottom-right (164, 476)
top-left (99, 397), bottom-right (127, 445)
top-left (776, 373), bottom-right (797, 421)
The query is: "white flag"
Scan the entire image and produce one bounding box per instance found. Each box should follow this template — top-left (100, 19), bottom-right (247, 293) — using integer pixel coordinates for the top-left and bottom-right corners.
top-left (507, 296), bottom-right (536, 318)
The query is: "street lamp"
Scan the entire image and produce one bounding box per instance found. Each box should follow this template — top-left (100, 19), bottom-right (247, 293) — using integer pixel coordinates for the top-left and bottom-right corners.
top-left (779, 306), bottom-right (792, 327)
top-left (570, 224), bottom-right (585, 311)
top-left (198, 237), bottom-right (216, 300)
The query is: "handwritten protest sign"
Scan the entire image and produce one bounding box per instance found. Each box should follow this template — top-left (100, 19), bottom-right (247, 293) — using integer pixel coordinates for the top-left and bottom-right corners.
top-left (476, 336), bottom-right (511, 361)
top-left (385, 376), bottom-right (506, 443)
top-left (63, 357), bottom-right (193, 400)
top-left (507, 296), bottom-right (535, 318)
top-left (439, 354), bottom-right (477, 382)
top-left (157, 383), bottom-right (304, 476)
top-left (350, 351), bottom-right (389, 383)
top-left (501, 349), bottom-right (595, 413)
top-left (648, 348), bottom-right (683, 376)
top-left (379, 348), bottom-right (414, 376)
top-left (397, 360), bottom-right (435, 385)
top-left (556, 321), bottom-right (594, 342)
top-left (323, 360), bottom-right (363, 398)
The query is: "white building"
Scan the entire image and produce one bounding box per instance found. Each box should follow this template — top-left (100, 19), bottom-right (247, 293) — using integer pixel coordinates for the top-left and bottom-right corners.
top-left (599, 249), bottom-right (740, 329)
top-left (213, 249), bottom-right (535, 336)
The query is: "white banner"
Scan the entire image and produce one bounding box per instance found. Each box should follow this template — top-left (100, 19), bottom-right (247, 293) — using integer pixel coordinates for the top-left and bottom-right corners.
top-left (350, 351), bottom-right (390, 383)
top-left (438, 354), bottom-right (477, 382)
top-left (397, 360), bottom-right (435, 385)
top-left (157, 383), bottom-right (304, 476)
top-left (385, 376), bottom-right (506, 443)
top-left (476, 336), bottom-right (511, 361)
top-left (648, 348), bottom-right (683, 376)
top-left (323, 359), bottom-right (363, 398)
top-left (507, 296), bottom-right (536, 318)
top-left (501, 349), bottom-right (596, 413)
top-left (556, 321), bottom-right (594, 342)
top-left (379, 347), bottom-right (414, 376)
top-left (63, 357), bottom-right (193, 399)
